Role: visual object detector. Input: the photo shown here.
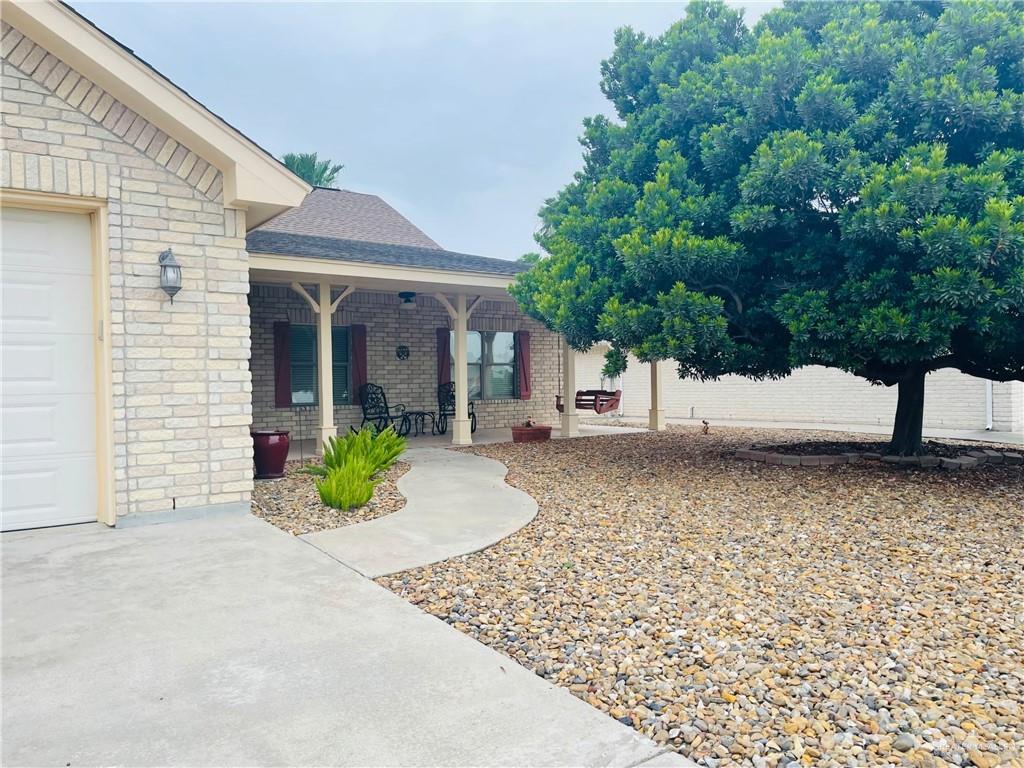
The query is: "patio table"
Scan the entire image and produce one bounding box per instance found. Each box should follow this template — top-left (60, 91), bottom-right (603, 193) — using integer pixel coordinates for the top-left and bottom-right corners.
top-left (404, 410), bottom-right (437, 437)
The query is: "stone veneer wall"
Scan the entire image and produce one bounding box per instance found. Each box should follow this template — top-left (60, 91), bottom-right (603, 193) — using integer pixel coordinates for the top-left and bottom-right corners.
top-left (249, 284), bottom-right (561, 437)
top-left (578, 345), bottom-right (1024, 434)
top-left (1, 23), bottom-right (253, 519)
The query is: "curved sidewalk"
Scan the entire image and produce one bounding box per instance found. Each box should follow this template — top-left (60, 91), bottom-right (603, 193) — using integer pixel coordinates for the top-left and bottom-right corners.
top-left (301, 446), bottom-right (537, 577)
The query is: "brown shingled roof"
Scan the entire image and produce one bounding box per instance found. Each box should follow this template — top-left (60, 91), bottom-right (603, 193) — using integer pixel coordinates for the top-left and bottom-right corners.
top-left (253, 187), bottom-right (442, 250)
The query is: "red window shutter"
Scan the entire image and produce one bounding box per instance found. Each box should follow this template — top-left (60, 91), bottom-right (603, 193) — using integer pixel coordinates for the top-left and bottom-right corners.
top-left (273, 321), bottom-right (291, 408)
top-left (351, 324), bottom-right (368, 393)
top-left (514, 330), bottom-right (532, 400)
top-left (436, 327), bottom-right (452, 386)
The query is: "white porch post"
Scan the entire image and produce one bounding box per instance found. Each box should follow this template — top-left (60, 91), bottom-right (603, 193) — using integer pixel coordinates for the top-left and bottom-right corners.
top-left (317, 280), bottom-right (335, 449)
top-left (451, 293), bottom-right (472, 445)
top-left (560, 337), bottom-right (579, 437)
top-left (649, 359), bottom-right (666, 431)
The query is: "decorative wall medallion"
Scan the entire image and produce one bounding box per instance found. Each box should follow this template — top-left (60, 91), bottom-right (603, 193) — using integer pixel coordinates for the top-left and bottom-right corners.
top-left (396, 345), bottom-right (410, 360)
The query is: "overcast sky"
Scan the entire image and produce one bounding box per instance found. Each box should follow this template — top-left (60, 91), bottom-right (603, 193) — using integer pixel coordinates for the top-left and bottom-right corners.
top-left (72, 1), bottom-right (779, 260)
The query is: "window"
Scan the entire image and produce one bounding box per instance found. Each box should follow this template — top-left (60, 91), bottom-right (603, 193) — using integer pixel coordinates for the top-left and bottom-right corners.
top-left (289, 325), bottom-right (350, 405)
top-left (451, 330), bottom-right (515, 400)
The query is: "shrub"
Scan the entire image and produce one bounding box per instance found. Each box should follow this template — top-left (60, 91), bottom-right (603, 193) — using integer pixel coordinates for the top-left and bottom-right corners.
top-left (302, 426), bottom-right (406, 478)
top-left (304, 426), bottom-right (407, 510)
top-left (314, 457), bottom-right (380, 510)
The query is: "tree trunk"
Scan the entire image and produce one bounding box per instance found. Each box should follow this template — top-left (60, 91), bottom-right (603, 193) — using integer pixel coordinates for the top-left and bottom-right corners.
top-left (888, 368), bottom-right (926, 456)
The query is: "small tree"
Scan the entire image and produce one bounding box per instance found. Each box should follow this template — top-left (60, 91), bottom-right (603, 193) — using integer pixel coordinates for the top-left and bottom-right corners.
top-left (282, 152), bottom-right (344, 187)
top-left (512, 0), bottom-right (1024, 455)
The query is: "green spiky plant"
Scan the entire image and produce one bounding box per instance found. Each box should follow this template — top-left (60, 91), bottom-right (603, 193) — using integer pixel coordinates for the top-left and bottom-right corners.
top-left (303, 426), bottom-right (406, 478)
top-left (314, 456), bottom-right (381, 510)
top-left (303, 426), bottom-right (407, 510)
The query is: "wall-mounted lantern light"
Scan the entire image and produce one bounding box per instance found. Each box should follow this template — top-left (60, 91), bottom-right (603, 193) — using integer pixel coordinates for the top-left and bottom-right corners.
top-left (398, 291), bottom-right (417, 312)
top-left (158, 248), bottom-right (182, 303)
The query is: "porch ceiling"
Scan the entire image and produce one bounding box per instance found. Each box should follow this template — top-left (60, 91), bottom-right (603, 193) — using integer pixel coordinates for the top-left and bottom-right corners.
top-left (249, 252), bottom-right (516, 299)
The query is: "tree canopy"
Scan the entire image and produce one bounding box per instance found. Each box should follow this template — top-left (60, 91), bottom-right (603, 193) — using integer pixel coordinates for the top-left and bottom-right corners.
top-left (511, 0), bottom-right (1024, 454)
top-left (282, 152), bottom-right (344, 187)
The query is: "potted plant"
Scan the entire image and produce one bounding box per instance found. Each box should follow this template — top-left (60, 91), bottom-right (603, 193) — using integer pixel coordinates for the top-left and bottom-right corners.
top-left (511, 419), bottom-right (552, 443)
top-left (251, 429), bottom-right (290, 479)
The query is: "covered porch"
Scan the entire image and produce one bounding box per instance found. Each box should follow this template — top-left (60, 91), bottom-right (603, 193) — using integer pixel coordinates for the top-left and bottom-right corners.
top-left (248, 252), bottom-right (563, 448)
top-left (247, 256), bottom-right (672, 451)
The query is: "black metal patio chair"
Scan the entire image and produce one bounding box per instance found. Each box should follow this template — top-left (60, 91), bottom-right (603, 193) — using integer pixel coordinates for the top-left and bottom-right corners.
top-left (436, 381), bottom-right (477, 435)
top-left (358, 383), bottom-right (409, 436)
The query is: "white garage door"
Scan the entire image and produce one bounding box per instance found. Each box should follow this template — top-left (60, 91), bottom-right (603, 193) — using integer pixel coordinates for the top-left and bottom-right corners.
top-left (1, 207), bottom-right (98, 531)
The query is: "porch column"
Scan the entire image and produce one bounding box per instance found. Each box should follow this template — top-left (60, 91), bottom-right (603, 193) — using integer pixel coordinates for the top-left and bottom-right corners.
top-left (317, 280), bottom-right (335, 448)
top-left (560, 337), bottom-right (579, 437)
top-left (451, 293), bottom-right (472, 445)
top-left (649, 359), bottom-right (666, 431)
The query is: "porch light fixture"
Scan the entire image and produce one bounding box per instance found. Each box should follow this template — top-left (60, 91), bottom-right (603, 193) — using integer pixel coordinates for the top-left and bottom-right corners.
top-left (158, 248), bottom-right (182, 303)
top-left (398, 291), bottom-right (417, 311)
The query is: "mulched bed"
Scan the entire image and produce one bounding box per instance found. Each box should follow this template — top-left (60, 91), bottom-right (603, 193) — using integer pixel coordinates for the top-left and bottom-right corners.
top-left (251, 459), bottom-right (409, 536)
top-left (379, 425), bottom-right (1023, 768)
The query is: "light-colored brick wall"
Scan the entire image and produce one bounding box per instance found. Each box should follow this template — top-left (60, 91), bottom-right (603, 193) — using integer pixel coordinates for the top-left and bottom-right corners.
top-left (578, 346), bottom-right (1024, 435)
top-left (249, 285), bottom-right (561, 437)
top-left (1, 23), bottom-right (253, 519)
top-left (991, 381), bottom-right (1024, 433)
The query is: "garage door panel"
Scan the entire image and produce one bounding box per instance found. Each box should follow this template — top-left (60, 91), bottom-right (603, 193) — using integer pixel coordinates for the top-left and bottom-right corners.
top-left (0, 270), bottom-right (95, 333)
top-left (0, 207), bottom-right (93, 274)
top-left (1, 207), bottom-right (97, 531)
top-left (0, 456), bottom-right (97, 531)
top-left (1, 331), bottom-right (95, 397)
top-left (2, 393), bottom-right (97, 457)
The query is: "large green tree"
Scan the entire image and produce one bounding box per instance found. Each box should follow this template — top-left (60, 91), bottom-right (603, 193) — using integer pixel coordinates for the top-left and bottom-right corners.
top-left (512, 0), bottom-right (1024, 455)
top-left (282, 152), bottom-right (344, 187)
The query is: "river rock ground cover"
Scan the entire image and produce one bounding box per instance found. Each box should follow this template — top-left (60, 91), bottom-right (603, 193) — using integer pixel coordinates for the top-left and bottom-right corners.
top-left (251, 459), bottom-right (409, 535)
top-left (379, 426), bottom-right (1023, 768)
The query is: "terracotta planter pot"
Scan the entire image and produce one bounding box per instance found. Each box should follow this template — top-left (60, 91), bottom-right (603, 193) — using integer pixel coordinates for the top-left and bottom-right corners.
top-left (252, 430), bottom-right (290, 479)
top-left (511, 425), bottom-right (552, 443)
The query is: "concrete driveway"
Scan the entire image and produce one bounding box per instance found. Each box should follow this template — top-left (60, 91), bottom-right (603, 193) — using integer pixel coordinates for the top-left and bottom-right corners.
top-left (2, 514), bottom-right (689, 767)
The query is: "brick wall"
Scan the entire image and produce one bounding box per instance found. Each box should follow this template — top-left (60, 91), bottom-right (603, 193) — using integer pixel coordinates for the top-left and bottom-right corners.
top-left (991, 381), bottom-right (1024, 433)
top-left (1, 23), bottom-right (253, 519)
top-left (578, 345), bottom-right (1024, 435)
top-left (249, 285), bottom-right (561, 437)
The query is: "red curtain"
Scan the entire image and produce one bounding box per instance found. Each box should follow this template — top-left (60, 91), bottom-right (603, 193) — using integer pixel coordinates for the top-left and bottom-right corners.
top-left (351, 324), bottom-right (368, 393)
top-left (436, 327), bottom-right (452, 386)
top-left (273, 321), bottom-right (291, 408)
top-left (514, 330), bottom-right (532, 400)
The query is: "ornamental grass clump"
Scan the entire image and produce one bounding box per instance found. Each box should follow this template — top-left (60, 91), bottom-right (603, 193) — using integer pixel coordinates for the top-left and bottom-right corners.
top-left (305, 426), bottom-right (407, 510)
top-left (314, 456), bottom-right (380, 510)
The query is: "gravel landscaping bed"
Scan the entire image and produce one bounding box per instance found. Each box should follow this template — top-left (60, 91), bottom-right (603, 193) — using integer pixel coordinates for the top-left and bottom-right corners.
top-left (379, 426), bottom-right (1023, 768)
top-left (251, 459), bottom-right (409, 535)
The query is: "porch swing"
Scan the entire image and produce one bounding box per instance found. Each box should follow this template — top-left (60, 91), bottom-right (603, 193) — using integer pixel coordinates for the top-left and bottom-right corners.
top-left (554, 349), bottom-right (622, 415)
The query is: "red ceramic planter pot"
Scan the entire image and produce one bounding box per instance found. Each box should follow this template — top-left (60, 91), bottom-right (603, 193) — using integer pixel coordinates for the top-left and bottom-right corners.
top-left (252, 430), bottom-right (290, 479)
top-left (511, 425), bottom-right (552, 443)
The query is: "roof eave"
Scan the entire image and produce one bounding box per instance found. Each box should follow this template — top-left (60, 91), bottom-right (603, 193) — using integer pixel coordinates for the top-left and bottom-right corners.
top-left (248, 251), bottom-right (519, 297)
top-left (3, 0), bottom-right (310, 223)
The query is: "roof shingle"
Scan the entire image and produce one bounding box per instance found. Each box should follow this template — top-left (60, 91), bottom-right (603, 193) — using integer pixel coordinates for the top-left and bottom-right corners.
top-left (246, 230), bottom-right (529, 277)
top-left (253, 187), bottom-right (442, 250)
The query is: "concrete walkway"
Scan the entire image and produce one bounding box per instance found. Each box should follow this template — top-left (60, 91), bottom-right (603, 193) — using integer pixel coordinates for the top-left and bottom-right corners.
top-left (302, 447), bottom-right (537, 578)
top-left (2, 515), bottom-right (692, 767)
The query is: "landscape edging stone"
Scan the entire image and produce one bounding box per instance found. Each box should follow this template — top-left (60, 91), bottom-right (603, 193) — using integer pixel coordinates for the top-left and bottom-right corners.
top-left (734, 446), bottom-right (1023, 470)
